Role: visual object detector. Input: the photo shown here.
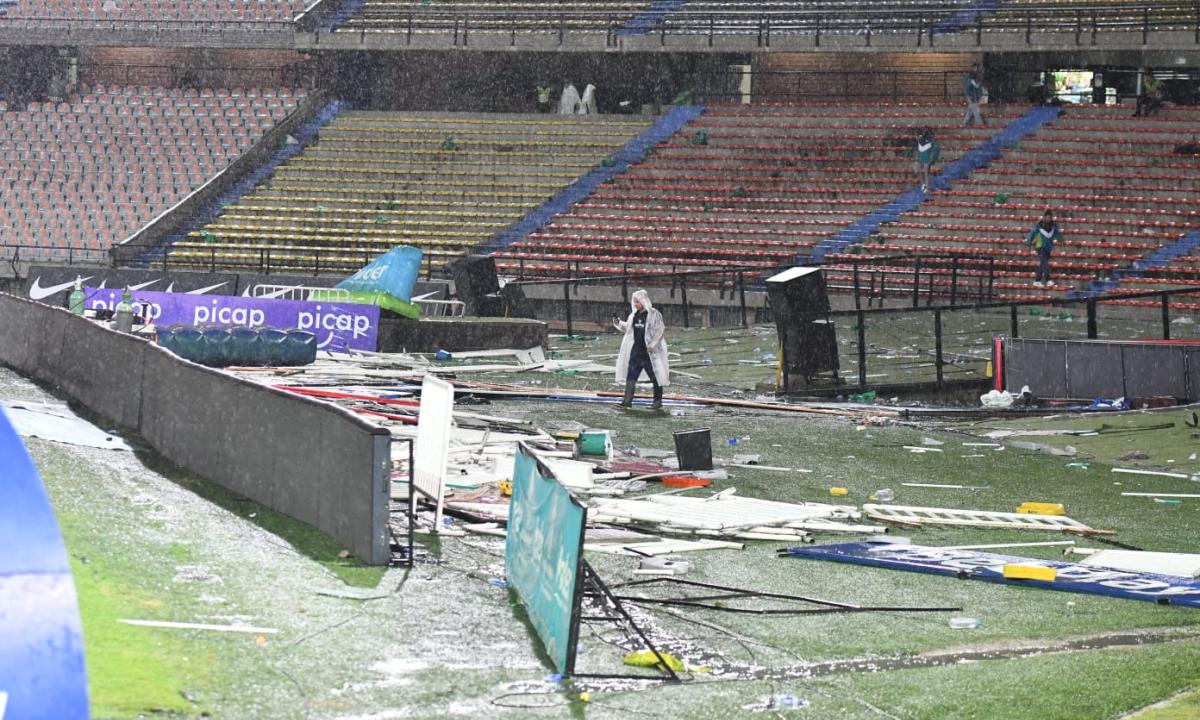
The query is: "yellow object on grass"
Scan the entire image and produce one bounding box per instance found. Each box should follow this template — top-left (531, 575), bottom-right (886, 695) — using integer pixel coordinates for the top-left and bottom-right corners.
top-left (623, 650), bottom-right (685, 672)
top-left (1003, 564), bottom-right (1058, 582)
top-left (830, 487), bottom-right (849, 496)
top-left (1017, 502), bottom-right (1066, 516)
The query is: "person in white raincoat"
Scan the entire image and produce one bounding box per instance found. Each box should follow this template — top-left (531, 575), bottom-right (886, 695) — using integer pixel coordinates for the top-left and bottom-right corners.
top-left (579, 84), bottom-right (598, 115)
top-left (559, 82), bottom-right (582, 115)
top-left (612, 289), bottom-right (669, 409)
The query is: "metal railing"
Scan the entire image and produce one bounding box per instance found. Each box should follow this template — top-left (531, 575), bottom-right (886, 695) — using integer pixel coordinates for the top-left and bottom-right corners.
top-left (249, 281), bottom-right (466, 315)
top-left (0, 244), bottom-right (112, 268)
top-left (305, 2), bottom-right (1200, 48)
top-left (143, 243), bottom-right (447, 280)
top-left (700, 70), bottom-right (968, 104)
top-left (499, 252), bottom-right (999, 328)
top-left (824, 253), bottom-right (1000, 309)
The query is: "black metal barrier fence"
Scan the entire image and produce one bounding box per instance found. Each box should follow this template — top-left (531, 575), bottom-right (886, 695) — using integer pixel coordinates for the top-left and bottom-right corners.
top-left (505, 260), bottom-right (1200, 392)
top-left (504, 252), bottom-right (999, 335)
top-left (814, 285), bottom-right (1200, 392)
top-left (0, 292), bottom-right (393, 564)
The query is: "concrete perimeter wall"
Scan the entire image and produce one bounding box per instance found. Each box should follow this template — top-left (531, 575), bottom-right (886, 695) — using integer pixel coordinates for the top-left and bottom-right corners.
top-left (0, 292), bottom-right (392, 564)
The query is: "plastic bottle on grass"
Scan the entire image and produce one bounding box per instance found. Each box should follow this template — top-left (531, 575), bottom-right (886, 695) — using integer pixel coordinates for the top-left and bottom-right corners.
top-left (949, 617), bottom-right (981, 629)
top-left (872, 488), bottom-right (895, 502)
top-left (768, 694), bottom-right (807, 709)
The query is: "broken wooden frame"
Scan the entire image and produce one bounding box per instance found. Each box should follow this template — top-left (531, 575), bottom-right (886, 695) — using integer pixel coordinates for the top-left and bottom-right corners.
top-left (391, 437), bottom-right (418, 567)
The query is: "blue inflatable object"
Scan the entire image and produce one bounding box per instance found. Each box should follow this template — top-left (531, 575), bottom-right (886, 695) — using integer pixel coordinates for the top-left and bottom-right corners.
top-left (335, 245), bottom-right (423, 303)
top-left (0, 408), bottom-right (90, 719)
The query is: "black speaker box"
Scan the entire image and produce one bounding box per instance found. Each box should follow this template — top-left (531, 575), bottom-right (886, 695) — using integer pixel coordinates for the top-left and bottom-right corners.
top-left (450, 255), bottom-right (501, 315)
top-left (766, 267), bottom-right (839, 387)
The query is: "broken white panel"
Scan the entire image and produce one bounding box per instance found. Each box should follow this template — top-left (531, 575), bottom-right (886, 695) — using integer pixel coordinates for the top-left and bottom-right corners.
top-left (2, 401), bottom-right (132, 451)
top-left (863, 504), bottom-right (1098, 533)
top-left (1121, 492), bottom-right (1200, 498)
top-left (590, 494), bottom-right (859, 533)
top-left (118, 619), bottom-right (279, 634)
top-left (1112, 468), bottom-right (1191, 480)
top-left (939, 540), bottom-right (1076, 551)
top-left (544, 458), bottom-right (596, 490)
top-left (0, 690), bottom-right (7, 720)
top-left (537, 359), bottom-right (615, 373)
top-left (436, 346), bottom-right (546, 364)
top-left (413, 374), bottom-right (455, 529)
top-left (443, 502), bottom-right (509, 521)
top-left (462, 522), bottom-right (508, 537)
top-left (1078, 550), bottom-right (1200, 578)
top-left (584, 538), bottom-right (744, 556)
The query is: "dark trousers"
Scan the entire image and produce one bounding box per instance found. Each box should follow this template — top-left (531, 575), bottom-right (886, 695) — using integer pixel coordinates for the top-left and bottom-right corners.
top-left (627, 353), bottom-right (660, 387)
top-left (1134, 94), bottom-right (1161, 117)
top-left (1036, 250), bottom-right (1052, 281)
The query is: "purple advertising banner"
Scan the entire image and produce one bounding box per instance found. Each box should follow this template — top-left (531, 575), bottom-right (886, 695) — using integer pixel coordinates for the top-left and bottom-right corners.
top-left (86, 288), bottom-right (380, 352)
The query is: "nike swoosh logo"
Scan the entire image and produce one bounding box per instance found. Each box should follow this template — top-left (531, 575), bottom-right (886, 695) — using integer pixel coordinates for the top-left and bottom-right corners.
top-left (29, 275), bottom-right (95, 300)
top-left (165, 282), bottom-right (175, 293)
top-left (185, 281), bottom-right (229, 295)
top-left (128, 279), bottom-right (161, 292)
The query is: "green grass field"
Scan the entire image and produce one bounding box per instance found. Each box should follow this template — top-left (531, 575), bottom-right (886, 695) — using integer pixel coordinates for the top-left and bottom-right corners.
top-left (11, 346), bottom-right (1200, 719)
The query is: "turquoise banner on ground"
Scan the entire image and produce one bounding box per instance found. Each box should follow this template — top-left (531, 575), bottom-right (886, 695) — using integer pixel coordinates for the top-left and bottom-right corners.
top-left (336, 246), bottom-right (423, 303)
top-left (505, 443), bottom-right (587, 675)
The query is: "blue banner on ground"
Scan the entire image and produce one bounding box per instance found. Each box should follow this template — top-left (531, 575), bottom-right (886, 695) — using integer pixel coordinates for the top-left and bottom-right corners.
top-left (86, 288), bottom-right (380, 352)
top-left (505, 443), bottom-right (587, 674)
top-left (784, 543), bottom-right (1200, 608)
top-left (336, 246), bottom-right (423, 303)
top-left (0, 408), bottom-right (90, 719)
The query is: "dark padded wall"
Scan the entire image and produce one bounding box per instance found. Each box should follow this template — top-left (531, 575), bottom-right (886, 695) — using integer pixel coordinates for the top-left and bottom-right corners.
top-left (138, 347), bottom-right (390, 563)
top-left (1006, 338), bottom-right (1196, 400)
top-left (1064, 342), bottom-right (1123, 399)
top-left (0, 293), bottom-right (146, 429)
top-left (0, 293), bottom-right (391, 564)
top-left (1005, 340), bottom-right (1068, 397)
top-left (1122, 346), bottom-right (1188, 399)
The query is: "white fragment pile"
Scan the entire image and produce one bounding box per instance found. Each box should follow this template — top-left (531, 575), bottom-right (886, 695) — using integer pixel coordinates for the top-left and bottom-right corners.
top-left (590, 490), bottom-right (885, 540)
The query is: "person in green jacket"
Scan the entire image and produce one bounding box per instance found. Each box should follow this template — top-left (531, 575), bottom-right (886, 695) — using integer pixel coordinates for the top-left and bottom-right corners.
top-left (1026, 210), bottom-right (1063, 286)
top-left (912, 128), bottom-right (940, 193)
top-left (1133, 70), bottom-right (1162, 117)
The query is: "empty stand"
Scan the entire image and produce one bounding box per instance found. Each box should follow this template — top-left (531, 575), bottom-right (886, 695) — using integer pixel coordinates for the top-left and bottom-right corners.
top-left (823, 104), bottom-right (1200, 302)
top-left (0, 84), bottom-right (303, 263)
top-left (492, 102), bottom-right (1022, 280)
top-left (166, 111), bottom-right (651, 273)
